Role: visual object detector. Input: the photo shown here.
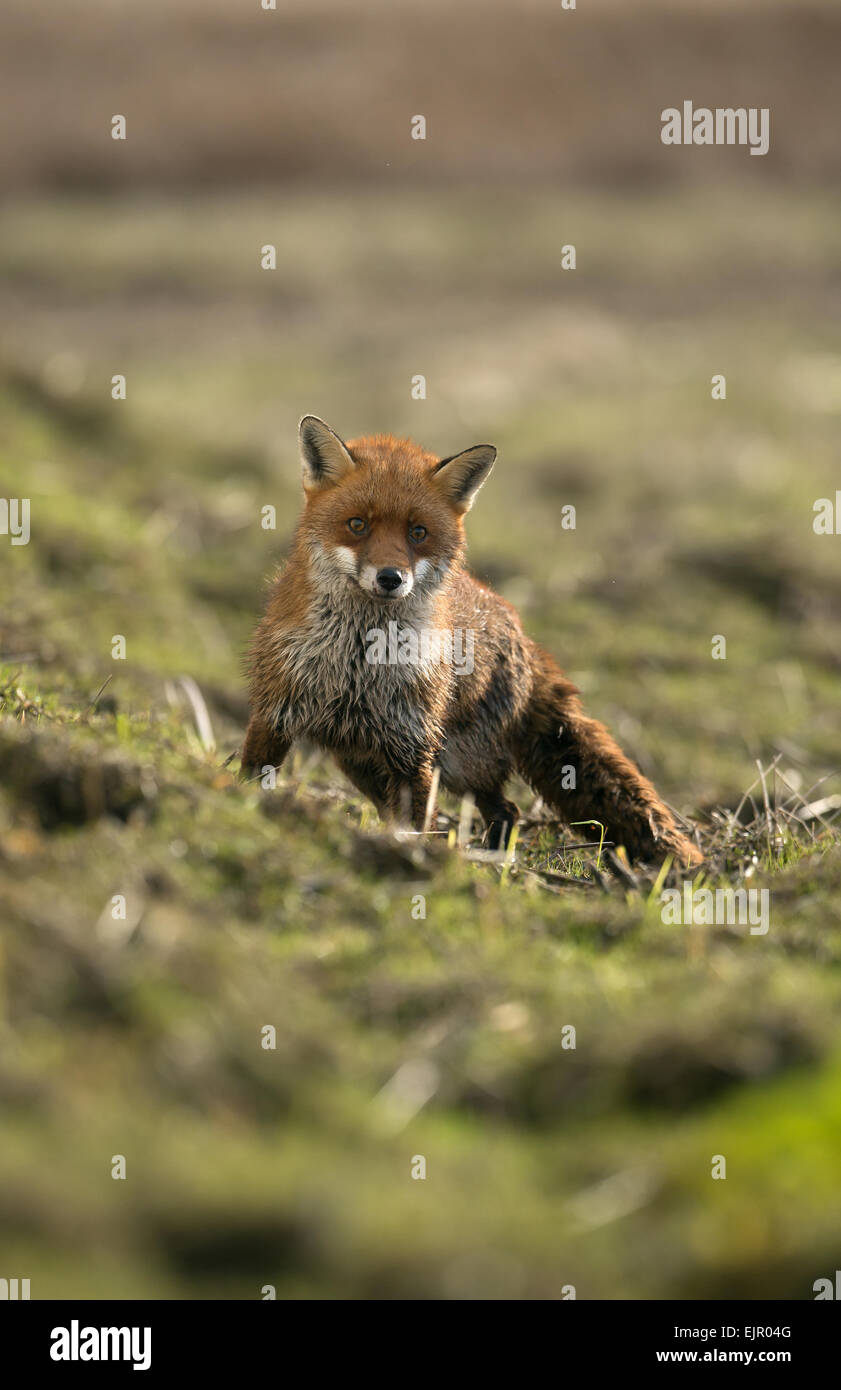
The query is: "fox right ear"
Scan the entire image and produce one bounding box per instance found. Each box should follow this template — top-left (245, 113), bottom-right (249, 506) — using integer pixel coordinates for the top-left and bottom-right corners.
top-left (298, 415), bottom-right (355, 492)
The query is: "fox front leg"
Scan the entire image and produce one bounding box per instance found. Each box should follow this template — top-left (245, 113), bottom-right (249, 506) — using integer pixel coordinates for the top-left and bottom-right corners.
top-left (356, 760), bottom-right (439, 831)
top-left (409, 760), bottom-right (440, 832)
top-left (367, 764), bottom-right (438, 831)
top-left (241, 713), bottom-right (291, 781)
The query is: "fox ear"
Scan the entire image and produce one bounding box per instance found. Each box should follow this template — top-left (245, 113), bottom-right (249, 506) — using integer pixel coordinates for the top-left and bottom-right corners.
top-left (298, 415), bottom-right (355, 491)
top-left (432, 444), bottom-right (496, 513)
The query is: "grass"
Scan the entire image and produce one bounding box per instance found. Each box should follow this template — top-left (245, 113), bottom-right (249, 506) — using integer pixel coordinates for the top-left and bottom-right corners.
top-left (1, 180), bottom-right (840, 1298)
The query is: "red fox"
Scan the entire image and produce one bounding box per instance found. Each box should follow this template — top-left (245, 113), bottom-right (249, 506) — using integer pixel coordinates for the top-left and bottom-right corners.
top-left (242, 416), bottom-right (701, 866)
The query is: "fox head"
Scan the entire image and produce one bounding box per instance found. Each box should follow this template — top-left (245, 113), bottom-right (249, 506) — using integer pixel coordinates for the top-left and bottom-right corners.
top-left (296, 416), bottom-right (496, 604)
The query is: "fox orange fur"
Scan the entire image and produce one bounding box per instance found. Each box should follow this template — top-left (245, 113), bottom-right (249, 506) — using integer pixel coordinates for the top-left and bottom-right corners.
top-left (242, 416), bottom-right (701, 865)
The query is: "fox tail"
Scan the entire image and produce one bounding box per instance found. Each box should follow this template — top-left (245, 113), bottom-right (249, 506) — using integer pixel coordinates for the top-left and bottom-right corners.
top-left (515, 648), bottom-right (701, 866)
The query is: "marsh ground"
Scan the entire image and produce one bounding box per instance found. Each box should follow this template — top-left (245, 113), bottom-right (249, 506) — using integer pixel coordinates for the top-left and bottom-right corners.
top-left (1, 0), bottom-right (840, 1300)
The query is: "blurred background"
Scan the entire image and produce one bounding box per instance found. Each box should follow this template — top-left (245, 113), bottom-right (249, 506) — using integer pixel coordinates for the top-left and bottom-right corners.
top-left (1, 0), bottom-right (841, 1299)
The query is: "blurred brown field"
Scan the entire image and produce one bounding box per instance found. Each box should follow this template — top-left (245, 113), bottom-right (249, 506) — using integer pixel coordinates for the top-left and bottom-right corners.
top-left (2, 0), bottom-right (840, 195)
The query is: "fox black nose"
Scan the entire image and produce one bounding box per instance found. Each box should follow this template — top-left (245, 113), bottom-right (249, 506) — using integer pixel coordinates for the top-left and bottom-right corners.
top-left (376, 567), bottom-right (404, 592)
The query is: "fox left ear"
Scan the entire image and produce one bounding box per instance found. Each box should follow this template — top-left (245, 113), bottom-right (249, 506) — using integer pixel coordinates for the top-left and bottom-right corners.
top-left (431, 444), bottom-right (497, 513)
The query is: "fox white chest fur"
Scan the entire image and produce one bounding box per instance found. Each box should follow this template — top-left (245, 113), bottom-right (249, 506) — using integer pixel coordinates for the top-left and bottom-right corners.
top-left (271, 588), bottom-right (448, 769)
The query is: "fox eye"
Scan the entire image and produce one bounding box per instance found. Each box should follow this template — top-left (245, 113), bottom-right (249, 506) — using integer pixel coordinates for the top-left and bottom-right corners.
top-left (409, 524), bottom-right (428, 543)
top-left (347, 517), bottom-right (366, 534)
